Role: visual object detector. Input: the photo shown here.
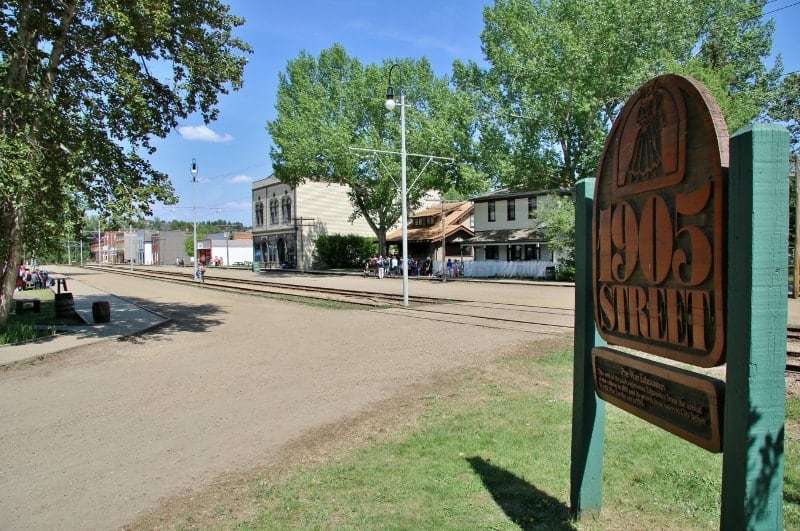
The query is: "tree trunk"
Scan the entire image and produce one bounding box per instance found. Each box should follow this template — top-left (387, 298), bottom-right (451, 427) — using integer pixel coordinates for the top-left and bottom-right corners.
top-left (0, 206), bottom-right (24, 327)
top-left (377, 230), bottom-right (387, 256)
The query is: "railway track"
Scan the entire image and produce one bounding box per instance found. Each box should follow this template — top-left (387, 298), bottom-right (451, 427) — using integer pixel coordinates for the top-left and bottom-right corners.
top-left (81, 266), bottom-right (800, 364)
top-left (82, 265), bottom-right (576, 336)
top-left (84, 265), bottom-right (448, 307)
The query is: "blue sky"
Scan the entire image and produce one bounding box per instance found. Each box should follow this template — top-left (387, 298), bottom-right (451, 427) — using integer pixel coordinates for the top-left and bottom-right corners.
top-left (149, 0), bottom-right (800, 225)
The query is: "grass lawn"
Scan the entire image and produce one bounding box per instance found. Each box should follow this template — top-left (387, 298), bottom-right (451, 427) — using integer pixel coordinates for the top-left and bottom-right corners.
top-left (227, 340), bottom-right (800, 529)
top-left (0, 288), bottom-right (83, 345)
top-left (159, 340), bottom-right (800, 530)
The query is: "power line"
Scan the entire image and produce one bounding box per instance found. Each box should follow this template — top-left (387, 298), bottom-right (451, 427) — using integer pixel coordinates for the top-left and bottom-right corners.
top-left (747, 0), bottom-right (800, 20)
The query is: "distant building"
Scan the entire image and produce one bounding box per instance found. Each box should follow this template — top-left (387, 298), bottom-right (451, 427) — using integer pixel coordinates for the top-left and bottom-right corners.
top-left (89, 231), bottom-right (125, 264)
top-left (199, 231), bottom-right (253, 266)
top-left (385, 201), bottom-right (474, 261)
top-left (251, 177), bottom-right (374, 270)
top-left (467, 188), bottom-right (570, 277)
top-left (123, 230), bottom-right (153, 265)
top-left (151, 230), bottom-right (190, 266)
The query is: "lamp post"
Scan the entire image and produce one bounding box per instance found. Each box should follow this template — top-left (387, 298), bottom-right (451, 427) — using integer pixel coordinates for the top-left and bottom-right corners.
top-left (385, 64), bottom-right (410, 306)
top-left (191, 158), bottom-right (198, 281)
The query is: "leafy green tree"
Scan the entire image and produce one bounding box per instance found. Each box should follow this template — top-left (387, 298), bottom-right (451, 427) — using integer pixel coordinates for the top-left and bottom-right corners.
top-left (0, 1), bottom-right (250, 324)
top-left (536, 195), bottom-right (576, 280)
top-left (456, 0), bottom-right (784, 189)
top-left (770, 73), bottom-right (800, 151)
top-left (268, 44), bottom-right (485, 254)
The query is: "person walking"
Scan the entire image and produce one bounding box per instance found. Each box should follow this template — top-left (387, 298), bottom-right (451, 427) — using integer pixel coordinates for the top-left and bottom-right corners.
top-left (199, 261), bottom-right (206, 283)
top-left (378, 255), bottom-right (385, 279)
top-left (447, 258), bottom-right (453, 279)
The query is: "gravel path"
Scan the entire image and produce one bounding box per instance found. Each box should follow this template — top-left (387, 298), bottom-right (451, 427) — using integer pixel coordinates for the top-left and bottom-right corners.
top-left (0, 267), bottom-right (564, 530)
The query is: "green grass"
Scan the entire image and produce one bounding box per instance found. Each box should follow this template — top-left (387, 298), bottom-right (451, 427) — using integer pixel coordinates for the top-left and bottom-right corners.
top-left (1, 289), bottom-right (59, 345)
top-left (222, 346), bottom-right (800, 530)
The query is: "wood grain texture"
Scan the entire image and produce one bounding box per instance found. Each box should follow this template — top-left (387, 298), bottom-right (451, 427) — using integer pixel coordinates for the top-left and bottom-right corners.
top-left (592, 346), bottom-right (724, 452)
top-left (720, 124), bottom-right (789, 530)
top-left (570, 178), bottom-right (606, 519)
top-left (592, 74), bottom-right (729, 367)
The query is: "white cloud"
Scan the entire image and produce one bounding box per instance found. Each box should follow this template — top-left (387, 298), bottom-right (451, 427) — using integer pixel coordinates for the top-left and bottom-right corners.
top-left (177, 124), bottom-right (234, 143)
top-left (229, 174), bottom-right (253, 184)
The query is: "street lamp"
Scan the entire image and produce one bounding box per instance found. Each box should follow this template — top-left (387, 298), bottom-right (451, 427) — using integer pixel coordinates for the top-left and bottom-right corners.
top-left (191, 158), bottom-right (199, 281)
top-left (385, 63), bottom-right (410, 306)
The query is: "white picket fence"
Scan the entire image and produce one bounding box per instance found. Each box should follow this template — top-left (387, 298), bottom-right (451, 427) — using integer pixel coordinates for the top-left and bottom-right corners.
top-left (433, 260), bottom-right (556, 279)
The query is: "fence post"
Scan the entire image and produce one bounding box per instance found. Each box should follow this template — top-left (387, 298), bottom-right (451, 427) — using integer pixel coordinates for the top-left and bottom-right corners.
top-left (720, 124), bottom-right (789, 529)
top-left (570, 177), bottom-right (606, 518)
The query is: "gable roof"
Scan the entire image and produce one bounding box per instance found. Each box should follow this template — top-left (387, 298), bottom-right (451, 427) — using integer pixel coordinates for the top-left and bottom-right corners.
top-left (386, 201), bottom-right (474, 243)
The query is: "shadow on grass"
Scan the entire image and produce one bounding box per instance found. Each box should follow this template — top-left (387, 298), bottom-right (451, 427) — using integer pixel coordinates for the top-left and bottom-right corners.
top-left (466, 456), bottom-right (574, 530)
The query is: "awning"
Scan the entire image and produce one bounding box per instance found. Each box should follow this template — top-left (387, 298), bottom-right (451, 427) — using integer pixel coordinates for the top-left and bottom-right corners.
top-left (465, 228), bottom-right (545, 245)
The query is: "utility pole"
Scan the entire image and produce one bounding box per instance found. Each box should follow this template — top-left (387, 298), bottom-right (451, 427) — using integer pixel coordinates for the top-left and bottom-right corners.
top-left (225, 231), bottom-right (230, 267)
top-left (399, 90), bottom-right (409, 305)
top-left (794, 153), bottom-right (799, 298)
top-left (97, 221), bottom-right (101, 265)
top-left (66, 240), bottom-right (71, 265)
top-left (441, 201), bottom-right (446, 283)
top-left (80, 239), bottom-right (83, 267)
top-left (191, 159), bottom-right (199, 280)
top-left (129, 224), bottom-right (134, 271)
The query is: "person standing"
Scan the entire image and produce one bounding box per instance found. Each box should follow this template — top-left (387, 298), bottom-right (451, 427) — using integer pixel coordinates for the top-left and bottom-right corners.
top-left (447, 258), bottom-right (453, 279)
top-left (378, 255), bottom-right (385, 279)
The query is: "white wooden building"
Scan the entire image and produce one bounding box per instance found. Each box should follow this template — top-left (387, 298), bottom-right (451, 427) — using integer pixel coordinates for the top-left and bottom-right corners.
top-left (467, 188), bottom-right (571, 278)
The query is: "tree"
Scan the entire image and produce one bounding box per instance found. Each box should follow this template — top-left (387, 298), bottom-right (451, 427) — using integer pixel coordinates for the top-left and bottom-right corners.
top-left (267, 44), bottom-right (485, 254)
top-left (770, 73), bottom-right (800, 152)
top-left (0, 1), bottom-right (250, 325)
top-left (455, 0), bottom-right (784, 189)
top-left (536, 195), bottom-right (576, 280)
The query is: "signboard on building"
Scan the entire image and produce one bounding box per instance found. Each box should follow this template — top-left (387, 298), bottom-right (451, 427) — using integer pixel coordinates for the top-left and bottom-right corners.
top-left (592, 75), bottom-right (729, 368)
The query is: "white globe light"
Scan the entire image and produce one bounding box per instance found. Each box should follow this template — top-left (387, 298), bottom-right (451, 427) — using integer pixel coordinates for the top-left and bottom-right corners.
top-left (385, 98), bottom-right (396, 111)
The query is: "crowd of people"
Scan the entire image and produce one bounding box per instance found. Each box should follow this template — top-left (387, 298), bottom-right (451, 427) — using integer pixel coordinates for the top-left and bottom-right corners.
top-left (15, 265), bottom-right (53, 291)
top-left (363, 255), bottom-right (465, 279)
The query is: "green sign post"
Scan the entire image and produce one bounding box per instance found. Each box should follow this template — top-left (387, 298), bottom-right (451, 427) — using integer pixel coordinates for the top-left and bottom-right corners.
top-left (570, 177), bottom-right (606, 518)
top-left (721, 124), bottom-right (790, 530)
top-left (570, 74), bottom-right (790, 529)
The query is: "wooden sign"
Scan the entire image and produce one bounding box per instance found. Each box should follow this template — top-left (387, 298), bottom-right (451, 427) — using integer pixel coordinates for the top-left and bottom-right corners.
top-left (592, 347), bottom-right (724, 452)
top-left (592, 75), bottom-right (729, 367)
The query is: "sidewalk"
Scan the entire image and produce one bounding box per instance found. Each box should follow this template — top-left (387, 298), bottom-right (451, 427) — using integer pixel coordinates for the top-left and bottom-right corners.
top-left (0, 275), bottom-right (169, 368)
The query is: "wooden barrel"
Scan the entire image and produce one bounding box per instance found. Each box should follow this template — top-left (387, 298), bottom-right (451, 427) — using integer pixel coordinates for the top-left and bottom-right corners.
top-left (92, 301), bottom-right (111, 323)
top-left (54, 292), bottom-right (74, 318)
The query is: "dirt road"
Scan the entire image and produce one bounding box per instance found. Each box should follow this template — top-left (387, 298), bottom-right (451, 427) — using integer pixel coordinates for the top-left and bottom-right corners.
top-left (0, 267), bottom-right (565, 530)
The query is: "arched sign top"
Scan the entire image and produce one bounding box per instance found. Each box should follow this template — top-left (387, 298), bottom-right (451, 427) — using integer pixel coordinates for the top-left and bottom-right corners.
top-left (592, 74), bottom-right (729, 367)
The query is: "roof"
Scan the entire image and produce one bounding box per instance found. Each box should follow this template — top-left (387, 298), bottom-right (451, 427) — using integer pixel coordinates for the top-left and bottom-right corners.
top-left (410, 201), bottom-right (466, 219)
top-left (386, 201), bottom-right (474, 243)
top-left (465, 228), bottom-right (546, 245)
top-left (386, 224), bottom-right (474, 244)
top-left (471, 187), bottom-right (572, 202)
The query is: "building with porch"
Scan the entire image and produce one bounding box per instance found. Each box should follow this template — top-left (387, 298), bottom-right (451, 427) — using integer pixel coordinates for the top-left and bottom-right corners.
top-left (251, 177), bottom-right (374, 270)
top-left (467, 188), bottom-right (570, 278)
top-left (385, 201), bottom-right (474, 262)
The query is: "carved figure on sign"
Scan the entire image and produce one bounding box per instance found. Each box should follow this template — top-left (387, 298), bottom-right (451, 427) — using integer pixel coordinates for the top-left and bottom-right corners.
top-left (627, 89), bottom-right (665, 184)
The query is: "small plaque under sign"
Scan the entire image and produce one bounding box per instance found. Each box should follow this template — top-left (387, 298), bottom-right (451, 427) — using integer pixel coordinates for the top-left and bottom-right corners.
top-left (592, 347), bottom-right (724, 452)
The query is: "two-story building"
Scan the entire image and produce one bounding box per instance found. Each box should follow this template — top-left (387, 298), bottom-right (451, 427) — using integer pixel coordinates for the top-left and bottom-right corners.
top-left (468, 188), bottom-right (570, 277)
top-left (251, 177), bottom-right (374, 270)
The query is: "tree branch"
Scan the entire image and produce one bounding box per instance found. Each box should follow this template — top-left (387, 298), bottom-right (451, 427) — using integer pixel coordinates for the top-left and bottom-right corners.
top-left (41, 1), bottom-right (80, 98)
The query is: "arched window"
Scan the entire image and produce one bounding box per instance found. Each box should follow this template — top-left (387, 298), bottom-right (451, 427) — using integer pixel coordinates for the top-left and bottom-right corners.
top-left (269, 198), bottom-right (278, 224)
top-left (285, 196), bottom-right (292, 223)
top-left (254, 201), bottom-right (264, 226)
